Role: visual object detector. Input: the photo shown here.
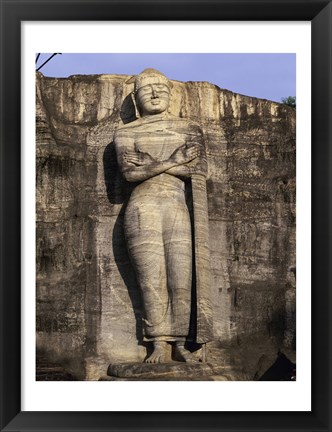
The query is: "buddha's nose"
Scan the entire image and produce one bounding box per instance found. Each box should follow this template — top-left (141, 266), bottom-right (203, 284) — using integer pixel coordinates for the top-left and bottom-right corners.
top-left (151, 88), bottom-right (158, 98)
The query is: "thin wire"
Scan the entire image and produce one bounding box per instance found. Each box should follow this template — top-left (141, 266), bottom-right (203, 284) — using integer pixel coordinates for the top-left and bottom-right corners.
top-left (36, 53), bottom-right (62, 72)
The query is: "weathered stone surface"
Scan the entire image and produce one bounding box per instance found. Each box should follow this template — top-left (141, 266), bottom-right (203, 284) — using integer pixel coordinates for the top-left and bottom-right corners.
top-left (101, 362), bottom-right (247, 380)
top-left (36, 355), bottom-right (76, 381)
top-left (36, 70), bottom-right (295, 380)
top-left (107, 362), bottom-right (225, 379)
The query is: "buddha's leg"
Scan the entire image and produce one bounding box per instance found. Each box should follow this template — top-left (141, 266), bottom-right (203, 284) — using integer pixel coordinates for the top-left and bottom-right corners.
top-left (134, 246), bottom-right (169, 363)
top-left (164, 201), bottom-right (197, 362)
top-left (125, 204), bottom-right (170, 363)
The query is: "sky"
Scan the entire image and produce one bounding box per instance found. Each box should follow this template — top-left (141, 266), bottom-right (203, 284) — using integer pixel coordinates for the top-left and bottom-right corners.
top-left (36, 53), bottom-right (296, 103)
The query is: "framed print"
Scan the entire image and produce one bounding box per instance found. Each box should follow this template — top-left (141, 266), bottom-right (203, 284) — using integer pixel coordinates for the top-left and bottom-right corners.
top-left (1, 0), bottom-right (331, 431)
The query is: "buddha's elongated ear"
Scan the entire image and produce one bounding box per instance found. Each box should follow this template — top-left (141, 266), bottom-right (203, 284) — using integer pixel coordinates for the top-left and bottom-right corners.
top-left (124, 75), bottom-right (140, 118)
top-left (130, 92), bottom-right (140, 119)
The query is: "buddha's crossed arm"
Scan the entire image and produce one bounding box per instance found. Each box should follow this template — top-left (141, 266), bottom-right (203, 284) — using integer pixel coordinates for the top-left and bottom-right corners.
top-left (165, 142), bottom-right (208, 178)
top-left (115, 132), bottom-right (200, 182)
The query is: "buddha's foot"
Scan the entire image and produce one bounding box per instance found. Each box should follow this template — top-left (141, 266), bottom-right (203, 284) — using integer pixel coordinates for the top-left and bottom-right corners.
top-left (174, 343), bottom-right (198, 363)
top-left (145, 341), bottom-right (167, 363)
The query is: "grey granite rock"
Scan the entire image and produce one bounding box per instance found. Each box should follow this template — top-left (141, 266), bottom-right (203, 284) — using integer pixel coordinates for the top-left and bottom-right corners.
top-left (36, 70), bottom-right (295, 380)
top-left (108, 362), bottom-right (224, 378)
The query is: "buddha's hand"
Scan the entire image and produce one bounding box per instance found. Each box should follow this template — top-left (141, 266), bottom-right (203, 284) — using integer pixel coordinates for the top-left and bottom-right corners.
top-left (123, 150), bottom-right (155, 166)
top-left (169, 143), bottom-right (200, 165)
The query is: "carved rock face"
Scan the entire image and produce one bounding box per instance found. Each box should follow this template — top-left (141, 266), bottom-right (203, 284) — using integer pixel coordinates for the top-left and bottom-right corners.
top-left (136, 82), bottom-right (170, 116)
top-left (35, 72), bottom-right (296, 379)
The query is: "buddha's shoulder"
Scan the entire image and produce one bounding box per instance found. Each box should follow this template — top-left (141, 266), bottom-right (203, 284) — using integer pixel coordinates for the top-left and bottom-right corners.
top-left (162, 115), bottom-right (203, 134)
top-left (115, 114), bottom-right (201, 135)
top-left (167, 115), bottom-right (201, 126)
top-left (115, 117), bottom-right (146, 133)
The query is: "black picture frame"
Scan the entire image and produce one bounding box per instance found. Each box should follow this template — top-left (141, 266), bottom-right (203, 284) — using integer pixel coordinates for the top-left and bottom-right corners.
top-left (0, 0), bottom-right (331, 431)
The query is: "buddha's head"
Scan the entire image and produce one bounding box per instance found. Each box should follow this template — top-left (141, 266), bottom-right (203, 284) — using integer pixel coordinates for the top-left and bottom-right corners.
top-left (129, 68), bottom-right (172, 116)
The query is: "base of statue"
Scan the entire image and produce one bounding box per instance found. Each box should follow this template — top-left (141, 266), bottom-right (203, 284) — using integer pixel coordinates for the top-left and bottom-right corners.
top-left (100, 361), bottom-right (245, 381)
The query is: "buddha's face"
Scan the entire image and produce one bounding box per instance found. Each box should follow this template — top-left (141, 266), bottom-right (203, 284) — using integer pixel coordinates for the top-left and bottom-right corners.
top-left (136, 81), bottom-right (170, 116)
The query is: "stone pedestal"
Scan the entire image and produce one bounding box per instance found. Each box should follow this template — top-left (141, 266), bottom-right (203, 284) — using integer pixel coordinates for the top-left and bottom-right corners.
top-left (101, 361), bottom-right (246, 381)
